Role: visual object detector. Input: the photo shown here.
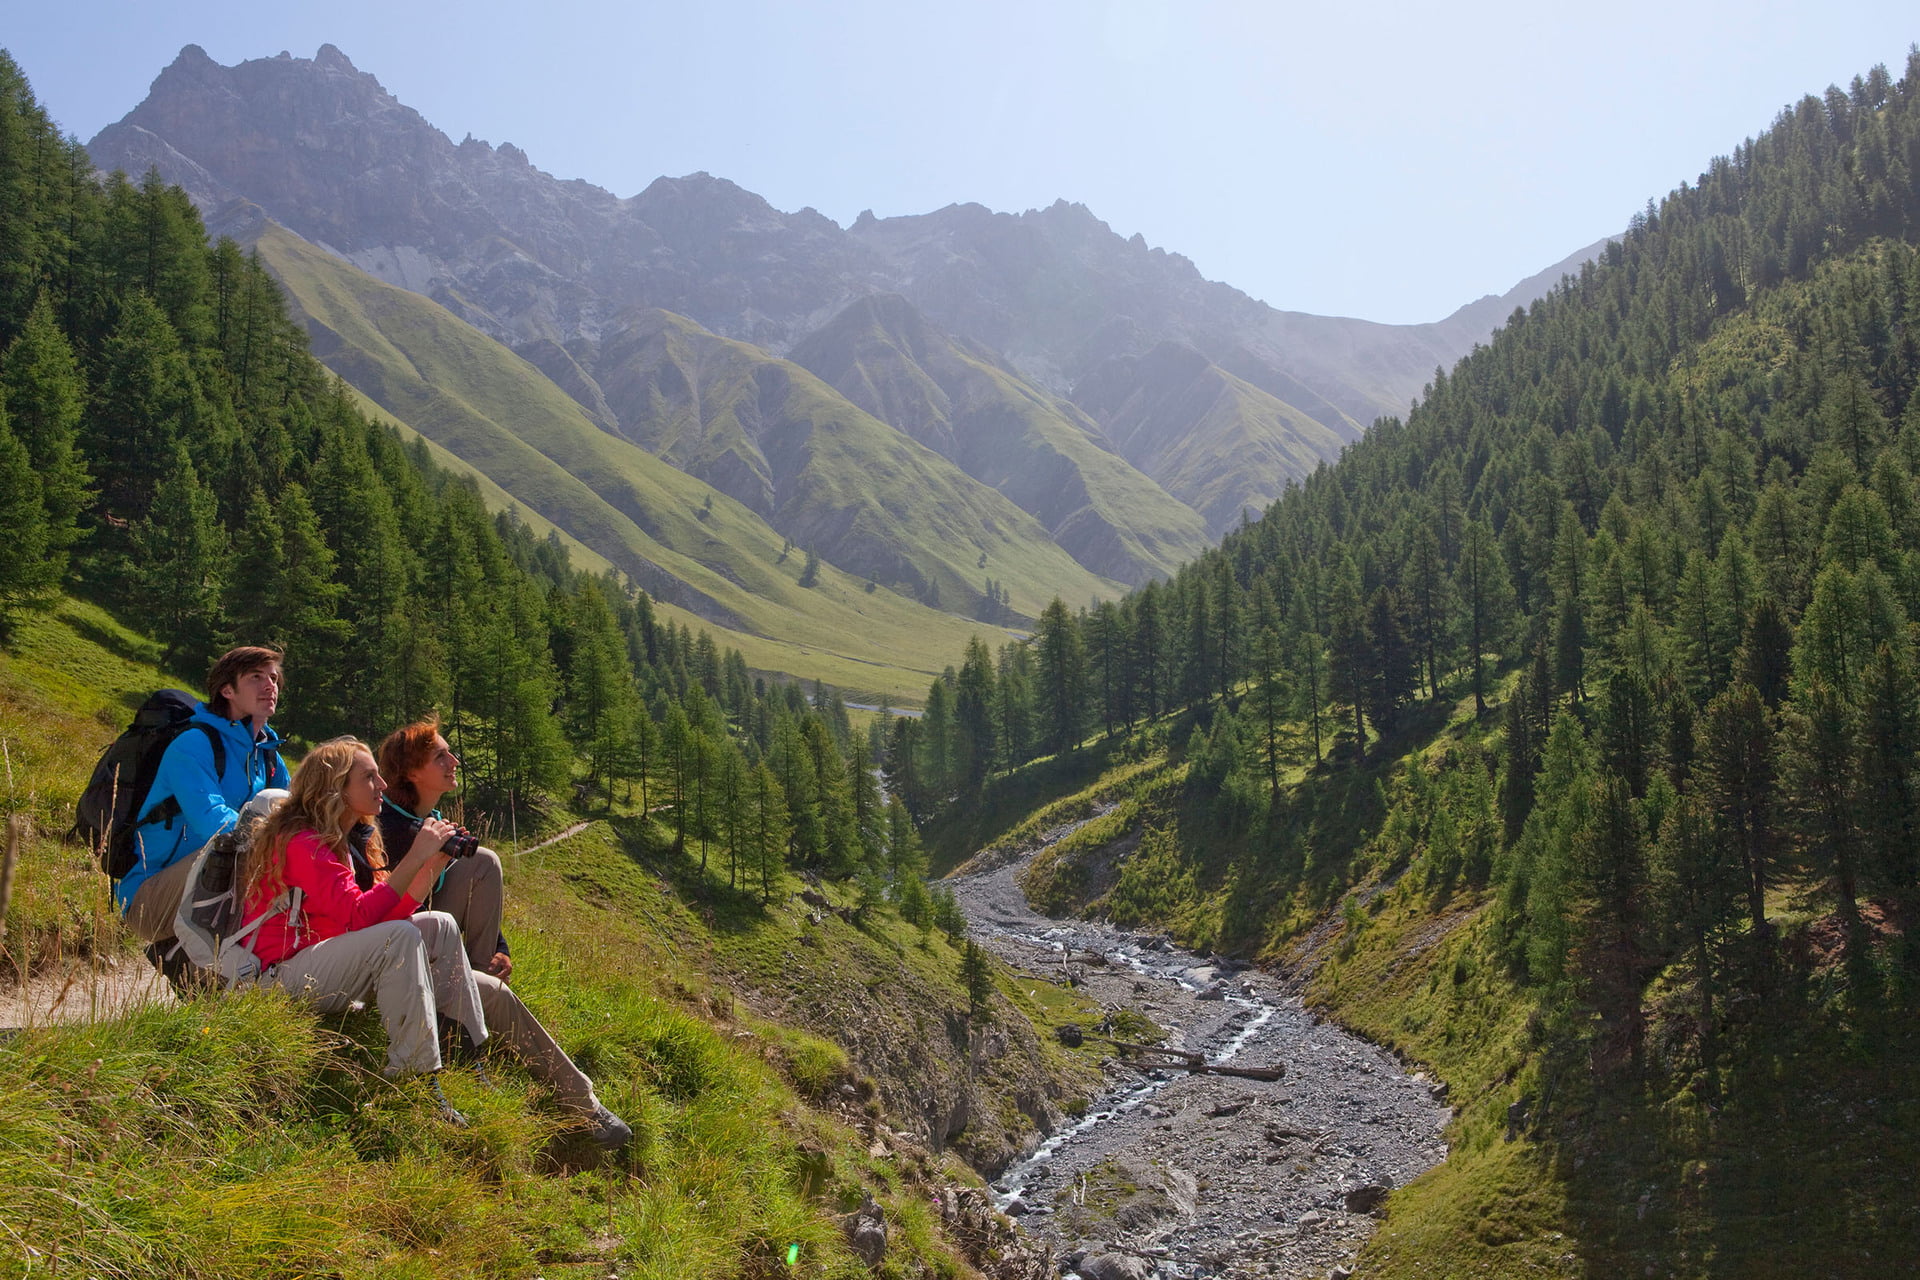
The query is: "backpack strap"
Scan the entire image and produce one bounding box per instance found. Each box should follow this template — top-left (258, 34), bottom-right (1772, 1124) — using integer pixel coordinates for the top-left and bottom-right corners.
top-left (193, 886), bottom-right (305, 990)
top-left (202, 723), bottom-right (227, 785)
top-left (135, 724), bottom-right (229, 830)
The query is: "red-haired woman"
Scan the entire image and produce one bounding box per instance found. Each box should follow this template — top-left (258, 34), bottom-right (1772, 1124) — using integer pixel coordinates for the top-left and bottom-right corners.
top-left (237, 737), bottom-right (629, 1148)
top-left (369, 717), bottom-right (510, 981)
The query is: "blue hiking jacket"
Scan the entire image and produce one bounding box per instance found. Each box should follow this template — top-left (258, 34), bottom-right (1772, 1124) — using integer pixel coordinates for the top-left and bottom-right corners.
top-left (112, 704), bottom-right (289, 913)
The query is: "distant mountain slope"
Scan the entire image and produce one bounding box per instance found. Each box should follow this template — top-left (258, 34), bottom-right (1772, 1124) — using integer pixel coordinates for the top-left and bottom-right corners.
top-left (87, 42), bottom-right (1611, 574)
top-left (1071, 342), bottom-right (1350, 535)
top-left (788, 293), bottom-right (1211, 581)
top-left (577, 306), bottom-right (1125, 615)
top-left (249, 217), bottom-right (1000, 699)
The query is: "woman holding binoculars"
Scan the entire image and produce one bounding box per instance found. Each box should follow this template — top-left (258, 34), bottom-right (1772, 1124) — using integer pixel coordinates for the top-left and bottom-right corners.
top-left (237, 736), bottom-right (629, 1148)
top-left (370, 717), bottom-right (512, 982)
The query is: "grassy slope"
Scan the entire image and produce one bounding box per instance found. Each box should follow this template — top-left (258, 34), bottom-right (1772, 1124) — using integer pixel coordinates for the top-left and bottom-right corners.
top-left (787, 295), bottom-right (1213, 585)
top-left (928, 687), bottom-right (1920, 1278)
top-left (331, 380), bottom-right (617, 579)
top-left (1076, 346), bottom-right (1352, 538)
top-left (592, 310), bottom-right (1125, 620)
top-left (0, 601), bottom-right (1116, 1277)
top-left (254, 223), bottom-right (997, 704)
top-left (1153, 366), bottom-right (1352, 536)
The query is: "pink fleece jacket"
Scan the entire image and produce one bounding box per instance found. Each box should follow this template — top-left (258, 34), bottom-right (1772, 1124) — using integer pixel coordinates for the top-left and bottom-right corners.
top-left (244, 829), bottom-right (415, 967)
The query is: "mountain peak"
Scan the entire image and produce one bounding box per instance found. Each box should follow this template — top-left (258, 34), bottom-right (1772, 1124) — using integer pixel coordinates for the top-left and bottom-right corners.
top-left (314, 43), bottom-right (358, 73)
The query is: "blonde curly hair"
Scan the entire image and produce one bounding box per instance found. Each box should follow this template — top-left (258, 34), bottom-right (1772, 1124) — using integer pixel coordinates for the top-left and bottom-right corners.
top-left (241, 737), bottom-right (385, 902)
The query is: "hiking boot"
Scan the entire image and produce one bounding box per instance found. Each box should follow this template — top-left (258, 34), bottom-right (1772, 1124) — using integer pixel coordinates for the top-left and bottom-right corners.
top-left (582, 1102), bottom-right (632, 1152)
top-left (428, 1075), bottom-right (468, 1127)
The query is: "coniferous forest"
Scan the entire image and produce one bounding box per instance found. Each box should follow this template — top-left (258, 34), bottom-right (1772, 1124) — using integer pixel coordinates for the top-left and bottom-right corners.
top-left (0, 49), bottom-right (922, 903)
top-left (901, 50), bottom-right (1920, 1274)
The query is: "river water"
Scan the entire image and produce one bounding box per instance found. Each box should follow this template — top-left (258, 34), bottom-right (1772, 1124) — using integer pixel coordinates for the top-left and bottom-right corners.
top-left (947, 827), bottom-right (1451, 1280)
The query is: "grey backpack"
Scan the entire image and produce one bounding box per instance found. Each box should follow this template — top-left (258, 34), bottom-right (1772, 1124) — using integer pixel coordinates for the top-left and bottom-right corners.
top-left (169, 789), bottom-right (302, 988)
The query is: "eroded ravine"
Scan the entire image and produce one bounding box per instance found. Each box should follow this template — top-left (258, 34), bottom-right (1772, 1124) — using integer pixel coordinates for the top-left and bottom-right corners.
top-left (948, 822), bottom-right (1451, 1280)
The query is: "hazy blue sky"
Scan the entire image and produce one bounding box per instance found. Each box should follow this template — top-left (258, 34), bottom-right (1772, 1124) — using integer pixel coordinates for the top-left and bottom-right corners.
top-left (7, 1), bottom-right (1916, 324)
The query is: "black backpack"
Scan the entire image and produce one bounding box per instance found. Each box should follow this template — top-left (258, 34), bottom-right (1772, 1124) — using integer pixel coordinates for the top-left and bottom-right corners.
top-left (75, 689), bottom-right (225, 879)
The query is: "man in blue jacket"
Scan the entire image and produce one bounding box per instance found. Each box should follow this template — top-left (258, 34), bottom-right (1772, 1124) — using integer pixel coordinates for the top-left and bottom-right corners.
top-left (116, 646), bottom-right (292, 943)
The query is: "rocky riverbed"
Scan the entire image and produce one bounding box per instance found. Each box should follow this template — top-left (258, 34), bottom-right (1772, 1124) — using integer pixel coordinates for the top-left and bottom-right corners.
top-left (948, 832), bottom-right (1451, 1280)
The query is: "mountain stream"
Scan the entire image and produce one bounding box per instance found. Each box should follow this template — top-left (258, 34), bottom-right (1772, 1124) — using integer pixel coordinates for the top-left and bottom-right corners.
top-left (948, 820), bottom-right (1451, 1280)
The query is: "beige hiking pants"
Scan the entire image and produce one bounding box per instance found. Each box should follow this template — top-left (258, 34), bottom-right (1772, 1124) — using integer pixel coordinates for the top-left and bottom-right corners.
top-left (262, 911), bottom-right (596, 1110)
top-left (123, 850), bottom-right (200, 944)
top-left (421, 846), bottom-right (506, 971)
top-left (262, 912), bottom-right (484, 1077)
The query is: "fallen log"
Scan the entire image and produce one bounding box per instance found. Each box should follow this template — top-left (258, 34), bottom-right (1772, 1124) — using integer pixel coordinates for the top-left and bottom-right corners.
top-left (1108, 1039), bottom-right (1286, 1082)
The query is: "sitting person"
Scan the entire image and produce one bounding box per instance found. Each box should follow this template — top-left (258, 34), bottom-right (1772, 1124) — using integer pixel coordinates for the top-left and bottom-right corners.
top-left (365, 717), bottom-right (511, 981)
top-left (116, 646), bottom-right (290, 946)
top-left (236, 737), bottom-right (630, 1148)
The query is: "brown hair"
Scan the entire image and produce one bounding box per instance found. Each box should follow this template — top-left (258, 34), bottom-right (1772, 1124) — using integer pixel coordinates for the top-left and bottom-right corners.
top-left (206, 646), bottom-right (284, 720)
top-left (377, 715), bottom-right (442, 814)
top-left (241, 737), bottom-right (379, 902)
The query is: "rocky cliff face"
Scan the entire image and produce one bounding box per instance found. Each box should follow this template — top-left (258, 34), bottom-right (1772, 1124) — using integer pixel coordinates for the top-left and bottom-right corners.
top-left (89, 44), bottom-right (1610, 579)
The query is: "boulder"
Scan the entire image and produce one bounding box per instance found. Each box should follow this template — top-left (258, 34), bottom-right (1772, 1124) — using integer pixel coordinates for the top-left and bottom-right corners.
top-left (1079, 1253), bottom-right (1155, 1280)
top-left (838, 1191), bottom-right (887, 1266)
top-left (1056, 1023), bottom-right (1085, 1047)
top-left (1343, 1181), bottom-right (1392, 1215)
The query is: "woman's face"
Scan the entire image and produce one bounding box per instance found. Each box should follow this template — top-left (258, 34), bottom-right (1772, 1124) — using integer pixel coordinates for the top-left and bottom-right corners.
top-left (408, 734), bottom-right (459, 797)
top-left (342, 749), bottom-right (387, 822)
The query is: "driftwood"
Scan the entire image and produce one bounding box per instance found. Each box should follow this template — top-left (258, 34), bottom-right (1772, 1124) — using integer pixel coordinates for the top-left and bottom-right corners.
top-left (1109, 1038), bottom-right (1286, 1082)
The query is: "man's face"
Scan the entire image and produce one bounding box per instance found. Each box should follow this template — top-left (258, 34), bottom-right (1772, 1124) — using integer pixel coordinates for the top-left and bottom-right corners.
top-left (221, 662), bottom-right (282, 724)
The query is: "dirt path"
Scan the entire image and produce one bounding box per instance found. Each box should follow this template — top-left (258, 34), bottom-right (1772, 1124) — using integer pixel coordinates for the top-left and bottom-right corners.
top-left (508, 821), bottom-right (593, 858)
top-left (0, 953), bottom-right (174, 1030)
top-left (948, 827), bottom-right (1450, 1280)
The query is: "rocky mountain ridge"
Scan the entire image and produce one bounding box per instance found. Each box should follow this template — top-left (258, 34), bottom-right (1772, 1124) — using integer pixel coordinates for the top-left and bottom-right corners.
top-left (89, 43), bottom-right (1612, 589)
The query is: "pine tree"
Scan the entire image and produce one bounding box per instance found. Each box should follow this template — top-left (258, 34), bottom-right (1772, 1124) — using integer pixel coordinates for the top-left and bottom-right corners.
top-left (1131, 580), bottom-right (1165, 720)
top-left (1405, 521), bottom-right (1455, 699)
top-left (566, 580), bottom-right (639, 811)
top-left (1855, 642), bottom-right (1920, 896)
top-left (1034, 597), bottom-right (1086, 756)
top-left (1696, 683), bottom-right (1780, 944)
top-left (1572, 774), bottom-right (1650, 1071)
top-left (1781, 680), bottom-right (1863, 937)
top-left (85, 291), bottom-right (196, 527)
top-left (128, 441), bottom-right (226, 670)
top-left (953, 636), bottom-right (997, 789)
top-left (960, 939), bottom-right (994, 1024)
top-left (1652, 796), bottom-right (1740, 1103)
top-left (0, 410), bottom-right (52, 631)
top-left (1365, 585), bottom-right (1416, 733)
top-left (1455, 519), bottom-right (1516, 716)
top-left (752, 759), bottom-right (792, 905)
top-left (0, 296), bottom-right (88, 574)
top-left (1327, 570), bottom-right (1370, 754)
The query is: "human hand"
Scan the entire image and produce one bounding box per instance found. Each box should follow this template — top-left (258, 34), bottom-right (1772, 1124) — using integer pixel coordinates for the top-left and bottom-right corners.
top-left (411, 816), bottom-right (458, 861)
top-left (488, 951), bottom-right (513, 983)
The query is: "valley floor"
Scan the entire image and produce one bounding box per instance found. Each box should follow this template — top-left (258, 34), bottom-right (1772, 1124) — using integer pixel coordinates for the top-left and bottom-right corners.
top-left (950, 826), bottom-right (1449, 1279)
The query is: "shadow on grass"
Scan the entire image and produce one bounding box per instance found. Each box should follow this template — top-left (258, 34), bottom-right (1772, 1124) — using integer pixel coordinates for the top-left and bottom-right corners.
top-left (603, 814), bottom-right (772, 935)
top-left (55, 601), bottom-right (167, 675)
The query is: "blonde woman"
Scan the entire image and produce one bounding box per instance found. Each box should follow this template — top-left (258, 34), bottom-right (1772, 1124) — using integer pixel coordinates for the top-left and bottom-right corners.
top-left (237, 738), bottom-right (630, 1148)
